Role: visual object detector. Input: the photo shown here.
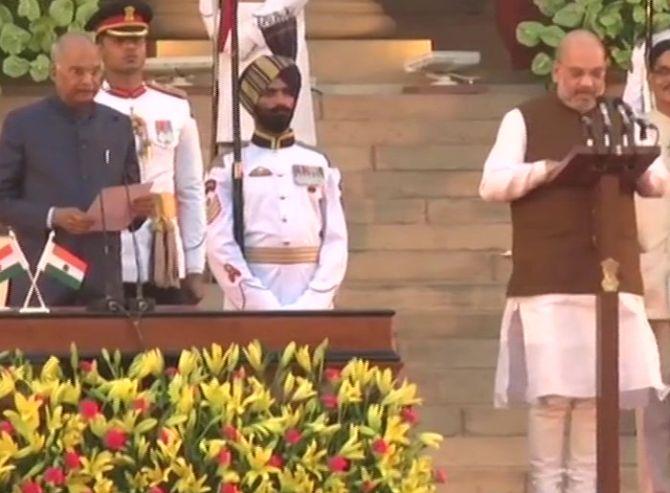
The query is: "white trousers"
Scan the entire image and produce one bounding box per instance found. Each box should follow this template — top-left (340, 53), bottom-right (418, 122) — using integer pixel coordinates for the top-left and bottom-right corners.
top-left (529, 396), bottom-right (596, 493)
top-left (637, 321), bottom-right (670, 493)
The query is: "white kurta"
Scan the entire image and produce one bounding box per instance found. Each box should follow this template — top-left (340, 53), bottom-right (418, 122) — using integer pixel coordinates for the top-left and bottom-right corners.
top-left (95, 83), bottom-right (207, 283)
top-left (481, 108), bottom-right (669, 409)
top-left (199, 0), bottom-right (316, 145)
top-left (637, 109), bottom-right (670, 320)
top-left (206, 142), bottom-right (347, 310)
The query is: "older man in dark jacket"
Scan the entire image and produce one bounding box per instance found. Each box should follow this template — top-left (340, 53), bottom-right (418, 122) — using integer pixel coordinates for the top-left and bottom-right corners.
top-left (0, 33), bottom-right (150, 307)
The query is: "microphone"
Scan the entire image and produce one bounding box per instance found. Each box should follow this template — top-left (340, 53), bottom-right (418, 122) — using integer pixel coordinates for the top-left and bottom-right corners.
top-left (580, 115), bottom-right (596, 147)
top-left (122, 172), bottom-right (154, 315)
top-left (597, 97), bottom-right (617, 153)
top-left (87, 163), bottom-right (124, 313)
top-left (613, 98), bottom-right (636, 149)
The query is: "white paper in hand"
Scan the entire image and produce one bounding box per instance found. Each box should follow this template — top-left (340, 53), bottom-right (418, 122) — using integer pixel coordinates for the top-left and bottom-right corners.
top-left (86, 183), bottom-right (153, 232)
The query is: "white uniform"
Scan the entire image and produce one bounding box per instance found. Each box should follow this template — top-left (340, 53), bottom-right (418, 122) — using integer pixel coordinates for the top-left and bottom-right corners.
top-left (480, 108), bottom-right (668, 493)
top-left (95, 82), bottom-right (206, 284)
top-left (199, 0), bottom-right (316, 145)
top-left (206, 137), bottom-right (347, 310)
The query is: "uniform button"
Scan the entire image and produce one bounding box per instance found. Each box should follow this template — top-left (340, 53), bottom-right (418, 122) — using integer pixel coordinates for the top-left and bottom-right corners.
top-left (283, 241), bottom-right (290, 246)
top-left (277, 173), bottom-right (284, 178)
top-left (280, 196), bottom-right (286, 200)
top-left (282, 218), bottom-right (287, 223)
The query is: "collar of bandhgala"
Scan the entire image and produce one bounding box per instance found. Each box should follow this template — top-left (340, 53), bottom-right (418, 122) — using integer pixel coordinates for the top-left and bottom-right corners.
top-left (104, 83), bottom-right (147, 99)
top-left (252, 129), bottom-right (295, 149)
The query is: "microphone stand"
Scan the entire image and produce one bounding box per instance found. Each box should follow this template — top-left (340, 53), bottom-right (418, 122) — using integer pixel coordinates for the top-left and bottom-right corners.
top-left (597, 98), bottom-right (618, 155)
top-left (87, 183), bottom-right (124, 313)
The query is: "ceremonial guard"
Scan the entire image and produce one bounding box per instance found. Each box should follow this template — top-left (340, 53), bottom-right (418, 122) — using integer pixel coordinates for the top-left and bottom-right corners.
top-left (87, 1), bottom-right (207, 304)
top-left (206, 55), bottom-right (347, 310)
top-left (199, 0), bottom-right (316, 148)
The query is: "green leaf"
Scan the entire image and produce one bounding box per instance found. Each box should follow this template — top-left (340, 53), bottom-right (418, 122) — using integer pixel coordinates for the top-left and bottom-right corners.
top-left (517, 21), bottom-right (546, 47)
top-left (3, 55), bottom-right (30, 78)
top-left (654, 0), bottom-right (669, 12)
top-left (0, 24), bottom-right (32, 56)
top-left (553, 4), bottom-right (586, 27)
top-left (534, 0), bottom-right (568, 17)
top-left (633, 5), bottom-right (646, 23)
top-left (540, 25), bottom-right (567, 47)
top-left (18, 0), bottom-right (41, 22)
top-left (0, 6), bottom-right (13, 28)
top-left (30, 54), bottom-right (50, 81)
top-left (610, 46), bottom-right (633, 70)
top-left (626, 0), bottom-right (642, 4)
top-left (75, 1), bottom-right (100, 26)
top-left (531, 52), bottom-right (554, 75)
top-left (49, 0), bottom-right (75, 27)
top-left (654, 13), bottom-right (670, 31)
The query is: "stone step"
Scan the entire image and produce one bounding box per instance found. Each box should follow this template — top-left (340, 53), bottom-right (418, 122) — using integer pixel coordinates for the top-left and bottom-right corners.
top-left (346, 251), bottom-right (501, 283)
top-left (318, 119), bottom-right (499, 146)
top-left (320, 88), bottom-right (542, 121)
top-left (403, 366), bottom-right (494, 405)
top-left (156, 39), bottom-right (433, 84)
top-left (342, 171), bottom-right (482, 200)
top-left (432, 436), bottom-right (639, 468)
top-left (345, 198), bottom-right (427, 225)
top-left (427, 198), bottom-right (510, 225)
top-left (397, 338), bottom-right (499, 370)
top-left (394, 309), bottom-right (503, 339)
top-left (374, 144), bottom-right (490, 171)
top-left (338, 282), bottom-right (506, 310)
top-left (349, 224), bottom-right (510, 251)
top-left (439, 466), bottom-right (639, 493)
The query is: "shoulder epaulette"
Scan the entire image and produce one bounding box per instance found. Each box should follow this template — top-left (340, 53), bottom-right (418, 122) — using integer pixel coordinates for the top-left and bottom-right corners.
top-left (147, 81), bottom-right (188, 100)
top-left (296, 140), bottom-right (332, 166)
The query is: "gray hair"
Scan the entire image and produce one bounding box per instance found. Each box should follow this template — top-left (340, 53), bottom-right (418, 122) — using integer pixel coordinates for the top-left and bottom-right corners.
top-left (50, 32), bottom-right (96, 65)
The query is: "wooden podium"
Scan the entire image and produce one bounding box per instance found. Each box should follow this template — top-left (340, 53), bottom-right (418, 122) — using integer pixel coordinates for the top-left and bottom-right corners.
top-left (556, 144), bottom-right (660, 492)
top-left (0, 308), bottom-right (400, 369)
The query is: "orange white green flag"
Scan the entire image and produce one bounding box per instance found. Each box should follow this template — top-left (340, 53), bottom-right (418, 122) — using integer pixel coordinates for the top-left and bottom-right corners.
top-left (37, 235), bottom-right (87, 290)
top-left (0, 241), bottom-right (29, 283)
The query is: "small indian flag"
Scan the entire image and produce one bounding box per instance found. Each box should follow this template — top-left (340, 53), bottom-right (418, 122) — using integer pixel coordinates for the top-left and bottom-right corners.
top-left (38, 238), bottom-right (87, 290)
top-left (0, 242), bottom-right (28, 283)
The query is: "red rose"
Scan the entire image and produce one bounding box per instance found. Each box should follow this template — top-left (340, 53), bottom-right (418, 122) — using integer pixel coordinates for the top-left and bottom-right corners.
top-left (217, 447), bottom-right (232, 466)
top-left (363, 481), bottom-right (376, 492)
top-left (434, 468), bottom-right (447, 484)
top-left (321, 394), bottom-right (338, 409)
top-left (324, 367), bottom-right (342, 382)
top-left (233, 368), bottom-right (246, 380)
top-left (164, 367), bottom-right (178, 378)
top-left (44, 467), bottom-right (65, 486)
top-left (78, 399), bottom-right (100, 420)
top-left (64, 450), bottom-right (82, 470)
top-left (79, 360), bottom-right (95, 373)
top-left (159, 428), bottom-right (172, 444)
top-left (104, 428), bottom-right (127, 451)
top-left (20, 481), bottom-right (42, 493)
top-left (401, 406), bottom-right (419, 425)
top-left (328, 456), bottom-right (350, 473)
top-left (0, 420), bottom-right (14, 435)
top-left (284, 428), bottom-right (302, 445)
top-left (132, 397), bottom-right (149, 414)
top-left (372, 438), bottom-right (389, 455)
top-left (149, 487), bottom-right (166, 493)
top-left (220, 483), bottom-right (240, 493)
top-left (268, 454), bottom-right (283, 468)
top-left (222, 424), bottom-right (239, 442)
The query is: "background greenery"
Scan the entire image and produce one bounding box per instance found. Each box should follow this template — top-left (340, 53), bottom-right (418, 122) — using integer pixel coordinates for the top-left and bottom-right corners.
top-left (517, 0), bottom-right (670, 76)
top-left (0, 0), bottom-right (99, 82)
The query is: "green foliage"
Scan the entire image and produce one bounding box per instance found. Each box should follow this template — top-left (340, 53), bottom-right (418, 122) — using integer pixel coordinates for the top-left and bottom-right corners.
top-left (517, 0), bottom-right (670, 76)
top-left (0, 0), bottom-right (98, 82)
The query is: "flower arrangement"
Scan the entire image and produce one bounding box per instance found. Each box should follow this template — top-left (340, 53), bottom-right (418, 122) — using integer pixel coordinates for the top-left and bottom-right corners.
top-left (0, 340), bottom-right (444, 493)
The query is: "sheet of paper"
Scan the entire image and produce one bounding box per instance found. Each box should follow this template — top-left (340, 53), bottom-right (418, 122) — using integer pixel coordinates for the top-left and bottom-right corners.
top-left (86, 183), bottom-right (153, 232)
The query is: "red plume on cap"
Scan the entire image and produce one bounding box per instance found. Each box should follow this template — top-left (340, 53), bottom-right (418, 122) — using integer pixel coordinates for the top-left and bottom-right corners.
top-left (217, 0), bottom-right (238, 52)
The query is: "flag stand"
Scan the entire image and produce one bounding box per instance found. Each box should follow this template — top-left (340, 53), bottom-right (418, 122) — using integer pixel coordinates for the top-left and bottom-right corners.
top-left (14, 229), bottom-right (50, 313)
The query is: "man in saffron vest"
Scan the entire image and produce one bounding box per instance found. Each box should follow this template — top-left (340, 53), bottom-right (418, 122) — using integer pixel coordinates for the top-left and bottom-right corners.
top-left (480, 30), bottom-right (668, 493)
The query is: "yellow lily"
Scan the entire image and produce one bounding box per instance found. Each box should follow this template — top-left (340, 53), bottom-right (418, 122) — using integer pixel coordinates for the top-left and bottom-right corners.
top-left (203, 343), bottom-right (225, 375)
top-left (243, 340), bottom-right (264, 373)
top-left (0, 370), bottom-right (14, 399)
top-left (295, 345), bottom-right (312, 373)
top-left (177, 349), bottom-right (200, 378)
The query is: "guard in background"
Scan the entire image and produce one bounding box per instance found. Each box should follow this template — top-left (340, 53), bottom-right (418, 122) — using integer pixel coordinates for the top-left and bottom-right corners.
top-left (206, 55), bottom-right (347, 310)
top-left (86, 0), bottom-right (207, 304)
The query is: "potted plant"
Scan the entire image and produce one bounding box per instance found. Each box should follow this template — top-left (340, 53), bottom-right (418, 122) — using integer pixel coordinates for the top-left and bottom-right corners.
top-left (516, 0), bottom-right (670, 76)
top-left (0, 0), bottom-right (99, 84)
top-left (0, 341), bottom-right (445, 492)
